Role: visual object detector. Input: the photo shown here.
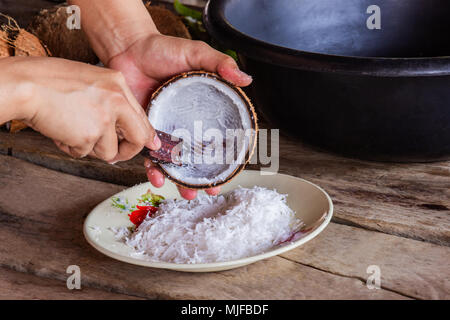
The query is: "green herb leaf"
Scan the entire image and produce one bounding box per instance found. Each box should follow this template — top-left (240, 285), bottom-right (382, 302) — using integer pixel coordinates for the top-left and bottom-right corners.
top-left (183, 16), bottom-right (206, 34)
top-left (174, 0), bottom-right (203, 21)
top-left (138, 190), bottom-right (165, 207)
top-left (111, 197), bottom-right (128, 211)
top-left (224, 49), bottom-right (238, 61)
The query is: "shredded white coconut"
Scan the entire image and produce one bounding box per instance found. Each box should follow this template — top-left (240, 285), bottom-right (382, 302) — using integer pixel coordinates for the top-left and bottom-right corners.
top-left (115, 187), bottom-right (301, 264)
top-left (109, 226), bottom-right (130, 241)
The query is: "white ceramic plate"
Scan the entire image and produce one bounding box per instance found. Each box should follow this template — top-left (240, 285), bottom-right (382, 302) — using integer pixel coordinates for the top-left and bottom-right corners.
top-left (84, 170), bottom-right (333, 272)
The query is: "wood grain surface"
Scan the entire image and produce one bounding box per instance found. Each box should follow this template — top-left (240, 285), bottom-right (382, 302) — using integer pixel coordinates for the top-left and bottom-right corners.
top-left (0, 266), bottom-right (143, 300)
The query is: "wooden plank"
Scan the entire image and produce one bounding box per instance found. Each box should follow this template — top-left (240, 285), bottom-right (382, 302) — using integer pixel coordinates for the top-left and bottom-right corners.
top-left (0, 266), bottom-right (142, 300)
top-left (280, 223), bottom-right (450, 300)
top-left (1, 129), bottom-right (449, 246)
top-left (0, 155), bottom-right (408, 299)
top-left (0, 130), bottom-right (147, 186)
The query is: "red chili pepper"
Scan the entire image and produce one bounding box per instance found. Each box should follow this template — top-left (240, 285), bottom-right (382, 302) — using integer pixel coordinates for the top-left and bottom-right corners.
top-left (128, 206), bottom-right (158, 227)
top-left (136, 205), bottom-right (157, 213)
top-left (128, 209), bottom-right (149, 227)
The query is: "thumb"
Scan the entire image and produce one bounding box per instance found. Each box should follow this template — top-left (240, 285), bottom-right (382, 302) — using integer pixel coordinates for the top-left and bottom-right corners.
top-left (186, 41), bottom-right (252, 87)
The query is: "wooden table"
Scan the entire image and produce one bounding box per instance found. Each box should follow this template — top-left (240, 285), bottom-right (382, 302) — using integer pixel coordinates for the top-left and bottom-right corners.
top-left (0, 0), bottom-right (449, 300)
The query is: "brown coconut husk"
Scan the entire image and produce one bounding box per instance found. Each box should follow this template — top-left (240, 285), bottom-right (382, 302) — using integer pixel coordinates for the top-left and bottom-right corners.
top-left (0, 14), bottom-right (15, 57)
top-left (0, 30), bottom-right (12, 57)
top-left (147, 71), bottom-right (258, 190)
top-left (0, 13), bottom-right (50, 132)
top-left (8, 120), bottom-right (29, 133)
top-left (28, 5), bottom-right (98, 64)
top-left (13, 29), bottom-right (50, 56)
top-left (145, 3), bottom-right (191, 39)
top-left (1, 13), bottom-right (50, 57)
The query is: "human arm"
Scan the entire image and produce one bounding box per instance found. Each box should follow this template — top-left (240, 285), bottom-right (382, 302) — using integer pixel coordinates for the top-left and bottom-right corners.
top-left (0, 56), bottom-right (160, 162)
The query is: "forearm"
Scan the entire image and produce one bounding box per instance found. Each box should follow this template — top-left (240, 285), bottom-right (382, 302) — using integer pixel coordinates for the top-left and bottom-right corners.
top-left (69, 0), bottom-right (159, 64)
top-left (0, 57), bottom-right (36, 125)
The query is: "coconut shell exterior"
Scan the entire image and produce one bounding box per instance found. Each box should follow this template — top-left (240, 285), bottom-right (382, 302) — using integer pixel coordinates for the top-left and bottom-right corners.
top-left (8, 120), bottom-right (29, 133)
top-left (146, 4), bottom-right (191, 39)
top-left (0, 30), bottom-right (11, 57)
top-left (28, 5), bottom-right (98, 64)
top-left (147, 71), bottom-right (258, 190)
top-left (13, 29), bottom-right (49, 56)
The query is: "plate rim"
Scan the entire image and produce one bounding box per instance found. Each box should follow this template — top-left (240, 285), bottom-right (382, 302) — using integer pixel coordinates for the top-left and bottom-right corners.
top-left (83, 170), bottom-right (334, 271)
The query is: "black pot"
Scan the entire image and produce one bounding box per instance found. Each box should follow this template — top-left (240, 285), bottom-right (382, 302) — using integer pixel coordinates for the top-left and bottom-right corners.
top-left (204, 0), bottom-right (450, 162)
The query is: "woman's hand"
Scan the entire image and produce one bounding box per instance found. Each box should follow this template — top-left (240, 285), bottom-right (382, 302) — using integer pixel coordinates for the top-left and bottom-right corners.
top-left (108, 35), bottom-right (252, 200)
top-left (69, 0), bottom-right (252, 199)
top-left (1, 57), bottom-right (160, 162)
top-left (108, 34), bottom-right (252, 106)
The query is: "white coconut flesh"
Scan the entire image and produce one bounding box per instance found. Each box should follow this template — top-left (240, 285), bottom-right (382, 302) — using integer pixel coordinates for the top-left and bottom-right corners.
top-left (148, 75), bottom-right (255, 187)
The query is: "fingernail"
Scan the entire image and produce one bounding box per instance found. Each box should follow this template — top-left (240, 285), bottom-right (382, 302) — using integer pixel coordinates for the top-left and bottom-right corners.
top-left (146, 133), bottom-right (161, 150)
top-left (153, 134), bottom-right (161, 150)
top-left (235, 68), bottom-right (252, 82)
top-left (155, 176), bottom-right (164, 187)
top-left (109, 160), bottom-right (118, 165)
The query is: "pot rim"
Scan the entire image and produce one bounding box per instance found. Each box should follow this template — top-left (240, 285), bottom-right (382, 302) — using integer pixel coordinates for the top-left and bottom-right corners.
top-left (204, 0), bottom-right (450, 77)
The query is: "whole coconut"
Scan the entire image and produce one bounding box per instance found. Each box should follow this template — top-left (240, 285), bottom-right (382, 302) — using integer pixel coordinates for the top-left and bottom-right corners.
top-left (28, 5), bottom-right (98, 64)
top-left (146, 4), bottom-right (191, 39)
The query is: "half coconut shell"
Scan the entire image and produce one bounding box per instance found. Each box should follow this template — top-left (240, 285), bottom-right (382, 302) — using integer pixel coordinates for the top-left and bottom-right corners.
top-left (147, 71), bottom-right (258, 189)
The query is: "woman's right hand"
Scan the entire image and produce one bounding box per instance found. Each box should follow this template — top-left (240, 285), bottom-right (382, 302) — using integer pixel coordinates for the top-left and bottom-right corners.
top-left (2, 57), bottom-right (160, 163)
